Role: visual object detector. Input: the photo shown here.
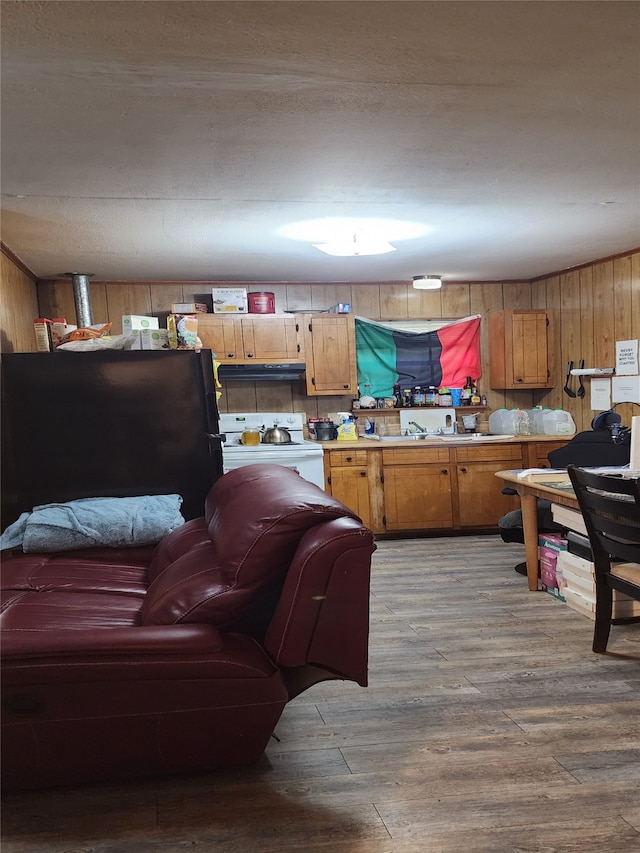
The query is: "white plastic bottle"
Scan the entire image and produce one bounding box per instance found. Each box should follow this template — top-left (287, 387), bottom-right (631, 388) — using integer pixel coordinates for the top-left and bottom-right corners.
top-left (530, 407), bottom-right (550, 434)
top-left (542, 408), bottom-right (576, 435)
top-left (488, 408), bottom-right (507, 434)
top-left (503, 409), bottom-right (521, 435)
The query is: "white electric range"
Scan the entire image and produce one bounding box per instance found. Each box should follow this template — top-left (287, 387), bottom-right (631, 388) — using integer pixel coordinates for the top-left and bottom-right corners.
top-left (219, 411), bottom-right (326, 490)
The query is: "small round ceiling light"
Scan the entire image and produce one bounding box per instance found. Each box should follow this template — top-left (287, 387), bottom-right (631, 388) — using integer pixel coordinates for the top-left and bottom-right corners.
top-left (412, 275), bottom-right (442, 290)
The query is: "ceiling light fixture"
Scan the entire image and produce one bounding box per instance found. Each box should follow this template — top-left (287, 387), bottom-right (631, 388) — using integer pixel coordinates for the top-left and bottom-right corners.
top-left (412, 275), bottom-right (443, 290)
top-left (313, 233), bottom-right (397, 257)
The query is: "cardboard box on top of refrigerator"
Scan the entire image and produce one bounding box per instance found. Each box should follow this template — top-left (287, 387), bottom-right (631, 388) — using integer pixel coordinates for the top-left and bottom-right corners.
top-left (171, 302), bottom-right (208, 314)
top-left (212, 287), bottom-right (248, 314)
top-left (140, 328), bottom-right (170, 350)
top-left (33, 318), bottom-right (53, 352)
top-left (122, 315), bottom-right (159, 335)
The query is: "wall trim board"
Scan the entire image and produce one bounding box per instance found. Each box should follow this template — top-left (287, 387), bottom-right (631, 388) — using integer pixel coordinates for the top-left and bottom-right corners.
top-left (1, 243), bottom-right (36, 281)
top-left (530, 247), bottom-right (640, 283)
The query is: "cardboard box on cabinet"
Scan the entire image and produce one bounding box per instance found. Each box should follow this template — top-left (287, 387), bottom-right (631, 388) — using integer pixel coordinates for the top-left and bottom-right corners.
top-left (212, 288), bottom-right (248, 313)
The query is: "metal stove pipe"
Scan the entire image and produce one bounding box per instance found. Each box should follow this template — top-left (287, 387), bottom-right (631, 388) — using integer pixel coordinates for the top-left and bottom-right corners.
top-left (65, 272), bottom-right (94, 327)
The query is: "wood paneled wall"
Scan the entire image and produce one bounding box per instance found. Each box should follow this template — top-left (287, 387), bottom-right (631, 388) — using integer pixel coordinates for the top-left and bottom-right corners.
top-left (531, 251), bottom-right (640, 431)
top-left (3, 249), bottom-right (638, 430)
top-left (0, 249), bottom-right (38, 353)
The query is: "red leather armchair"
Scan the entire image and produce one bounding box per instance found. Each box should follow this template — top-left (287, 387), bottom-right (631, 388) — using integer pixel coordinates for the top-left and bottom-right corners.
top-left (1, 464), bottom-right (375, 791)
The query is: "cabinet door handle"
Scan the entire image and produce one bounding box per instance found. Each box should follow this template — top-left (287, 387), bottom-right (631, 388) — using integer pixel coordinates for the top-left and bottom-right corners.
top-left (327, 475), bottom-right (332, 485)
top-left (441, 468), bottom-right (448, 475)
top-left (343, 384), bottom-right (349, 389)
top-left (247, 353), bottom-right (254, 358)
top-left (460, 467), bottom-right (468, 473)
top-left (516, 377), bottom-right (523, 382)
top-left (360, 471), bottom-right (367, 477)
top-left (346, 456), bottom-right (352, 461)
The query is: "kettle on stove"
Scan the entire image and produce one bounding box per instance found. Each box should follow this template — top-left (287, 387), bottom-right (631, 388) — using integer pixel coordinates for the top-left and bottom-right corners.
top-left (262, 424), bottom-right (292, 444)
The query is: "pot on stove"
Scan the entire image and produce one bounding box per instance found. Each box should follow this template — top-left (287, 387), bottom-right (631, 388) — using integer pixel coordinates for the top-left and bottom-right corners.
top-left (262, 424), bottom-right (292, 444)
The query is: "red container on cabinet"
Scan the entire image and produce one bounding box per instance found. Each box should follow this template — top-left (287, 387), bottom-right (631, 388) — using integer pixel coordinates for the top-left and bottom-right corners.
top-left (248, 292), bottom-right (275, 313)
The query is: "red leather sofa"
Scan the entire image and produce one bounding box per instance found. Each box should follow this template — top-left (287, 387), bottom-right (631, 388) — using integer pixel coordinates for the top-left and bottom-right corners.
top-left (1, 464), bottom-right (375, 791)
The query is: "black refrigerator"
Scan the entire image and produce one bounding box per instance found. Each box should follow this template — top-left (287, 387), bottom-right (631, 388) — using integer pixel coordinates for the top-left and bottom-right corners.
top-left (1, 349), bottom-right (224, 528)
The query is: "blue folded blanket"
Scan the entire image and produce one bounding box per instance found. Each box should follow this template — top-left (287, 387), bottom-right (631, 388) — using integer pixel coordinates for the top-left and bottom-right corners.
top-left (0, 495), bottom-right (185, 553)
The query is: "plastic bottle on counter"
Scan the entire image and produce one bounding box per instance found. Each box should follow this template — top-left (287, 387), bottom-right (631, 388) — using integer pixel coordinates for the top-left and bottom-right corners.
top-left (489, 408), bottom-right (520, 435)
top-left (425, 385), bottom-right (438, 406)
top-left (530, 407), bottom-right (550, 434)
top-left (542, 409), bottom-right (576, 436)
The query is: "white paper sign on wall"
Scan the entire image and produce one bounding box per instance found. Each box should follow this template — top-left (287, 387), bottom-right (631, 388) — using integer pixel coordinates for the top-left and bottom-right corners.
top-left (612, 375), bottom-right (640, 404)
top-left (615, 339), bottom-right (639, 376)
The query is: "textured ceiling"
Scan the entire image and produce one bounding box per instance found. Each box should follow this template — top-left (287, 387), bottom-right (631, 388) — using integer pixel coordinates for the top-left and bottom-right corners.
top-left (1, 1), bottom-right (639, 283)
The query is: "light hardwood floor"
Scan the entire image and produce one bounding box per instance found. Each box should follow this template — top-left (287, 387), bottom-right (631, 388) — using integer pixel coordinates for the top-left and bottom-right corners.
top-left (2, 535), bottom-right (640, 853)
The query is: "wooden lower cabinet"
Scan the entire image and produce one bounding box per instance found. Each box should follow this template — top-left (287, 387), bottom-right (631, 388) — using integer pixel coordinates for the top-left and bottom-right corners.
top-left (324, 439), bottom-right (566, 534)
top-left (381, 448), bottom-right (453, 531)
top-left (324, 450), bottom-right (373, 527)
top-left (523, 440), bottom-right (568, 469)
top-left (453, 444), bottom-right (524, 528)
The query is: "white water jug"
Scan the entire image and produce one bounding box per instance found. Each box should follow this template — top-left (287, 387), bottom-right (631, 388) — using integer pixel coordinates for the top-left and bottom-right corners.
top-left (488, 408), bottom-right (520, 435)
top-left (528, 407), bottom-right (548, 435)
top-left (542, 409), bottom-right (576, 435)
top-left (488, 408), bottom-right (508, 434)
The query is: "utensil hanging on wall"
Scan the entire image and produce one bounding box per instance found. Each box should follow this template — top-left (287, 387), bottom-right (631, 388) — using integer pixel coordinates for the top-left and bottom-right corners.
top-left (563, 361), bottom-right (576, 397)
top-left (576, 359), bottom-right (586, 397)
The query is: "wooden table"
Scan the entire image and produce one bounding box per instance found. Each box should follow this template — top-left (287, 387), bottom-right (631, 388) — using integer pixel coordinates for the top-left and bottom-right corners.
top-left (496, 470), bottom-right (580, 592)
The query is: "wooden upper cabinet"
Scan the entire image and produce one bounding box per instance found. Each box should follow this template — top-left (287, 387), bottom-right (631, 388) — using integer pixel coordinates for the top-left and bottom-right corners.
top-left (488, 309), bottom-right (555, 389)
top-left (196, 314), bottom-right (301, 362)
top-left (300, 313), bottom-right (358, 396)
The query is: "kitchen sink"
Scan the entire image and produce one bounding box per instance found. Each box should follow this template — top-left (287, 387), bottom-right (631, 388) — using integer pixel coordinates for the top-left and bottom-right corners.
top-left (362, 433), bottom-right (514, 443)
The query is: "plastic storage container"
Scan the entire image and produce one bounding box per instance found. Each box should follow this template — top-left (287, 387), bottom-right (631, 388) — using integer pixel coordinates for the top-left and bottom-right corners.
top-left (542, 409), bottom-right (576, 435)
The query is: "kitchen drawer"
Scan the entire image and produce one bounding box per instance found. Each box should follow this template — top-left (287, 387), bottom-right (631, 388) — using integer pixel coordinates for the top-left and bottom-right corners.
top-left (382, 447), bottom-right (451, 465)
top-left (454, 444), bottom-right (523, 463)
top-left (327, 450), bottom-right (369, 466)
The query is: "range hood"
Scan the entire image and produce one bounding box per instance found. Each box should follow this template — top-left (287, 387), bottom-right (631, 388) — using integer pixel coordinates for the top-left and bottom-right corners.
top-left (217, 362), bottom-right (306, 382)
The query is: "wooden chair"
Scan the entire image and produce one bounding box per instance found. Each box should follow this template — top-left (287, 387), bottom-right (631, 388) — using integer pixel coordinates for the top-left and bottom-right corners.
top-left (567, 466), bottom-right (640, 653)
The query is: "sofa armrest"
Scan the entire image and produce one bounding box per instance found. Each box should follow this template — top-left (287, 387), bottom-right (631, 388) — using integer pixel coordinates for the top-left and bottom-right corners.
top-left (263, 516), bottom-right (374, 688)
top-left (1, 624), bottom-right (224, 660)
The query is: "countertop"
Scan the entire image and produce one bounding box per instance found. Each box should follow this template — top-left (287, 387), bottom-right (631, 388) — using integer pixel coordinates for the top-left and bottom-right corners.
top-left (315, 434), bottom-right (570, 449)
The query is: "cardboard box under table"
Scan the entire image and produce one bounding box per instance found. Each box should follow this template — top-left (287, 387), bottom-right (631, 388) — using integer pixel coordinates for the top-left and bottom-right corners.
top-left (539, 532), bottom-right (567, 601)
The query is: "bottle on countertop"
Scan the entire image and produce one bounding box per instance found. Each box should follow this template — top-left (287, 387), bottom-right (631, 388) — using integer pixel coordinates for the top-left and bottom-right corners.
top-left (425, 385), bottom-right (437, 406)
top-left (471, 384), bottom-right (481, 406)
top-left (393, 382), bottom-right (403, 407)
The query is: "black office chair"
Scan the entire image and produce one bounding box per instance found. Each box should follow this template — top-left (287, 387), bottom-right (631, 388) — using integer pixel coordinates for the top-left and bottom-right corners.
top-left (498, 429), bottom-right (631, 573)
top-left (567, 466), bottom-right (640, 653)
